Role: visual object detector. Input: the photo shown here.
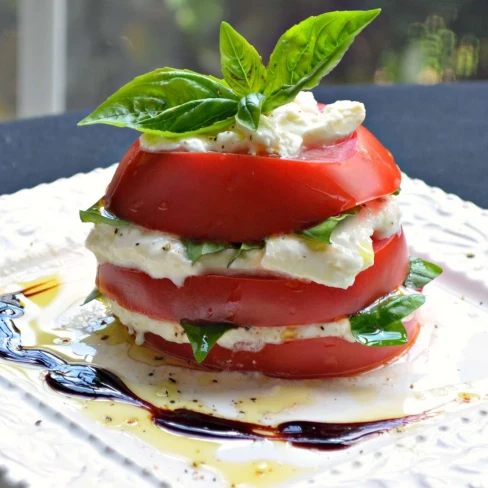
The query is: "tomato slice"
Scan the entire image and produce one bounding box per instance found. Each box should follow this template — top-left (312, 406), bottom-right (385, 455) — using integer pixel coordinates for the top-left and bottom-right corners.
top-left (105, 126), bottom-right (401, 242)
top-left (97, 231), bottom-right (408, 327)
top-left (144, 316), bottom-right (420, 379)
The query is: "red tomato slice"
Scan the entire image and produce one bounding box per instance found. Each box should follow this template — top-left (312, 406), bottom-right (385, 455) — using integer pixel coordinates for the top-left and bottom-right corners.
top-left (105, 126), bottom-right (401, 242)
top-left (97, 231), bottom-right (408, 327)
top-left (144, 316), bottom-right (420, 379)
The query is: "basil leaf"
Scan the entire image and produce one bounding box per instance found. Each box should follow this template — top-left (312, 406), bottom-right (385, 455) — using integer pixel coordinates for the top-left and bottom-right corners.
top-left (404, 256), bottom-right (443, 290)
top-left (298, 208), bottom-right (358, 245)
top-left (353, 319), bottom-right (409, 347)
top-left (392, 188), bottom-right (401, 196)
top-left (80, 201), bottom-right (129, 227)
top-left (263, 10), bottom-right (380, 112)
top-left (78, 68), bottom-right (239, 137)
top-left (180, 320), bottom-right (235, 363)
top-left (82, 287), bottom-right (103, 305)
top-left (220, 22), bottom-right (267, 96)
top-left (350, 292), bottom-right (425, 347)
top-left (182, 240), bottom-right (234, 264)
top-left (236, 93), bottom-right (265, 132)
top-left (228, 242), bottom-right (264, 267)
top-left (183, 238), bottom-right (264, 266)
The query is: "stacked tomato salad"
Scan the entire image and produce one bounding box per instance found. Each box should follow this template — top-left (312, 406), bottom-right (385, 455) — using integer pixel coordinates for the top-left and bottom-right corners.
top-left (79, 9), bottom-right (442, 379)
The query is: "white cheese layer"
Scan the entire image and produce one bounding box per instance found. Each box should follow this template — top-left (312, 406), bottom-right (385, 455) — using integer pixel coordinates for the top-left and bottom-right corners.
top-left (86, 197), bottom-right (401, 289)
top-left (106, 298), bottom-right (355, 352)
top-left (140, 91), bottom-right (365, 158)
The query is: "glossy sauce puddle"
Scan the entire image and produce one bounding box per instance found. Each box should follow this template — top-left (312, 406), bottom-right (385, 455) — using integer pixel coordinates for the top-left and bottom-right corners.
top-left (1, 268), bottom-right (487, 487)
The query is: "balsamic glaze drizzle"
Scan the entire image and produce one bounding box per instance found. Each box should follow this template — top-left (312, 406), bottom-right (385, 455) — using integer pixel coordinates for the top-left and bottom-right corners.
top-left (0, 290), bottom-right (425, 450)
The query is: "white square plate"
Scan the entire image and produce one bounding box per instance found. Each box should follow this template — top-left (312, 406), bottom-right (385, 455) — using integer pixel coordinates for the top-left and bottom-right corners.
top-left (1, 167), bottom-right (487, 488)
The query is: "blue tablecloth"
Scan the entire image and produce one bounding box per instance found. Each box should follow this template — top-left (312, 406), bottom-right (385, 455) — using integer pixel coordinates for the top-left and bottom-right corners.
top-left (1, 82), bottom-right (487, 208)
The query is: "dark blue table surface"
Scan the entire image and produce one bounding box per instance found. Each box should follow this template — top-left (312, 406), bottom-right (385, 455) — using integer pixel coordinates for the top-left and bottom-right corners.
top-left (1, 82), bottom-right (487, 208)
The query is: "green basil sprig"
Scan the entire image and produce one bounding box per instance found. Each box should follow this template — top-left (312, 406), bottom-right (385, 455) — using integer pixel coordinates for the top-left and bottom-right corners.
top-left (350, 291), bottom-right (425, 347)
top-left (80, 201), bottom-right (129, 227)
top-left (404, 256), bottom-right (443, 290)
top-left (180, 319), bottom-right (235, 363)
top-left (298, 208), bottom-right (359, 245)
top-left (79, 10), bottom-right (380, 136)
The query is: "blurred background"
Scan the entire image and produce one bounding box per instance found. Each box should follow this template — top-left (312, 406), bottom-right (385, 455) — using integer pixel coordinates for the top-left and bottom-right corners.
top-left (0, 0), bottom-right (486, 122)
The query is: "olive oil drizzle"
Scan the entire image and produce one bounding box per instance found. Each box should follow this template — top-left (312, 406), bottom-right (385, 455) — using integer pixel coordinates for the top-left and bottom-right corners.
top-left (0, 289), bottom-right (425, 450)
